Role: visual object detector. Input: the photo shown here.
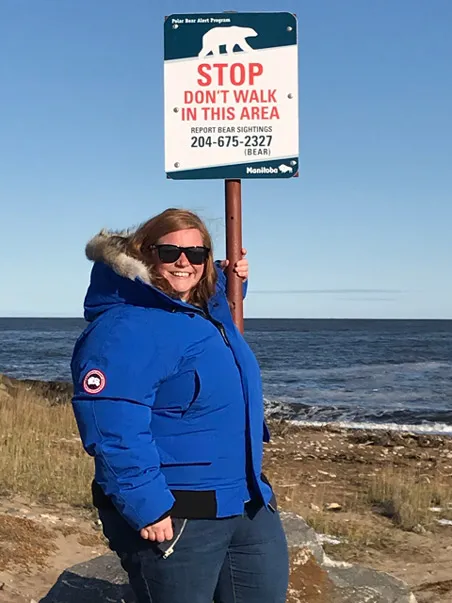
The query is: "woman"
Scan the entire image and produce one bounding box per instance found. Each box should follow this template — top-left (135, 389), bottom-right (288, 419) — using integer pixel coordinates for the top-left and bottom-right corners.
top-left (71, 208), bottom-right (289, 603)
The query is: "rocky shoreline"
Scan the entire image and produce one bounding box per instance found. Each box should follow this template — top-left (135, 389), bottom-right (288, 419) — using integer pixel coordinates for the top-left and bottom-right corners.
top-left (2, 372), bottom-right (451, 436)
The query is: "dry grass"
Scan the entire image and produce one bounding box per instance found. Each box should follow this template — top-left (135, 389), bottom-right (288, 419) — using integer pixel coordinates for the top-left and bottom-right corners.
top-left (276, 480), bottom-right (396, 553)
top-left (77, 531), bottom-right (104, 547)
top-left (368, 467), bottom-right (452, 531)
top-left (0, 387), bottom-right (92, 507)
top-left (0, 514), bottom-right (56, 571)
top-left (305, 512), bottom-right (396, 555)
top-left (275, 464), bottom-right (452, 554)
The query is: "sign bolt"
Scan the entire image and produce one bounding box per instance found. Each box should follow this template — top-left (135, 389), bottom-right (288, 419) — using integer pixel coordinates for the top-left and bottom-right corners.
top-left (174, 162), bottom-right (180, 168)
top-left (172, 24), bottom-right (179, 29)
top-left (288, 93), bottom-right (294, 99)
top-left (287, 26), bottom-right (293, 32)
top-left (290, 160), bottom-right (297, 166)
top-left (173, 107), bottom-right (179, 113)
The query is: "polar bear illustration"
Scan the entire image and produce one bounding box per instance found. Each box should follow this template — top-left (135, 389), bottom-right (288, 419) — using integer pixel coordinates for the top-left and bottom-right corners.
top-left (278, 164), bottom-right (293, 174)
top-left (198, 26), bottom-right (258, 58)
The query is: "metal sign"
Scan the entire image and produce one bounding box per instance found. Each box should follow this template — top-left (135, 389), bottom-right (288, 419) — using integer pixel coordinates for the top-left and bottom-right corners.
top-left (164, 12), bottom-right (299, 180)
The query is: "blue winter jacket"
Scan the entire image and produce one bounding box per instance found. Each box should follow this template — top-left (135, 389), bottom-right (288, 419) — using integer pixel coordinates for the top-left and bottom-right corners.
top-left (71, 231), bottom-right (273, 531)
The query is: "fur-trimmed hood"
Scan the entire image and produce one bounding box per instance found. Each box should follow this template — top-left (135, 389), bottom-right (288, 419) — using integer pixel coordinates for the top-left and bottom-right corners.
top-left (83, 229), bottom-right (177, 322)
top-left (82, 229), bottom-right (230, 322)
top-left (85, 229), bottom-right (151, 284)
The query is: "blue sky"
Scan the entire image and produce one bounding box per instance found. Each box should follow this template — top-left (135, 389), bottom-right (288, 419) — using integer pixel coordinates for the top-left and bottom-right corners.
top-left (1, 0), bottom-right (451, 318)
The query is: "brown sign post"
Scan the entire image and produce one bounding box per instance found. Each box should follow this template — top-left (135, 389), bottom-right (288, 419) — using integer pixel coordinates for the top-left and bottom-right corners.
top-left (225, 179), bottom-right (244, 333)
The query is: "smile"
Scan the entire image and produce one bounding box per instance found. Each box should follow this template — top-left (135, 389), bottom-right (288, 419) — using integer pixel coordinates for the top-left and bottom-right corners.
top-left (171, 272), bottom-right (191, 278)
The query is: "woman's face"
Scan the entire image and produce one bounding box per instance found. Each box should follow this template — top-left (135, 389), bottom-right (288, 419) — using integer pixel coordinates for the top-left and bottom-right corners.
top-left (154, 229), bottom-right (206, 300)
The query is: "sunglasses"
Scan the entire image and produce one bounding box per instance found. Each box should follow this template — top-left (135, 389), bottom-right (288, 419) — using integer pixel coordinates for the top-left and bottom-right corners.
top-left (150, 244), bottom-right (210, 265)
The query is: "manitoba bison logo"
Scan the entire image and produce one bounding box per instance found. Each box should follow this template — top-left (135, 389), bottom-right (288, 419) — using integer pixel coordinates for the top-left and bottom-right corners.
top-left (82, 369), bottom-right (106, 394)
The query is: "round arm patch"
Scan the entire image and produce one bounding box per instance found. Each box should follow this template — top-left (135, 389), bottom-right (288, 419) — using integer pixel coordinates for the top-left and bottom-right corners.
top-left (83, 369), bottom-right (106, 394)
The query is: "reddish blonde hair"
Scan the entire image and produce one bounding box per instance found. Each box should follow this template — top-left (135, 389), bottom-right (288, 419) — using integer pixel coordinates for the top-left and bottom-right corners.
top-left (128, 208), bottom-right (217, 306)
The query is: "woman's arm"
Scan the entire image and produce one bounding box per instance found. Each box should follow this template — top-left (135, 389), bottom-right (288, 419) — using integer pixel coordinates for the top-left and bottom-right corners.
top-left (71, 311), bottom-right (178, 531)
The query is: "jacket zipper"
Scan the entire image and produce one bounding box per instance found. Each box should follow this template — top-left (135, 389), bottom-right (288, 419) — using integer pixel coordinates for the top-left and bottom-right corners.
top-left (176, 305), bottom-right (231, 347)
top-left (213, 321), bottom-right (230, 346)
top-left (162, 518), bottom-right (188, 559)
top-left (201, 308), bottom-right (231, 347)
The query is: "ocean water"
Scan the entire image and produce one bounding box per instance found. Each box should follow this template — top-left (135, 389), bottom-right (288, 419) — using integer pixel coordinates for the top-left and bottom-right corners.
top-left (1, 318), bottom-right (451, 434)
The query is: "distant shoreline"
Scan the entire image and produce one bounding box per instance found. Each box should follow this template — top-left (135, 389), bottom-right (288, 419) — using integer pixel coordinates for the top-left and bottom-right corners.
top-left (2, 372), bottom-right (451, 437)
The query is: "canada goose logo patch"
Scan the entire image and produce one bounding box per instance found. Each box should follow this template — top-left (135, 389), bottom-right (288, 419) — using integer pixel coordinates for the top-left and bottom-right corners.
top-left (83, 370), bottom-right (106, 394)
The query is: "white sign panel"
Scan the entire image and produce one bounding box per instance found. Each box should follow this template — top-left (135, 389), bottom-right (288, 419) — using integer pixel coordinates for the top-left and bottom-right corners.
top-left (164, 12), bottom-right (299, 179)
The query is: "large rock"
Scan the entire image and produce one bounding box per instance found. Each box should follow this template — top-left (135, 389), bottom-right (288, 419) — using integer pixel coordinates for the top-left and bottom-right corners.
top-left (39, 554), bottom-right (134, 603)
top-left (39, 512), bottom-right (416, 603)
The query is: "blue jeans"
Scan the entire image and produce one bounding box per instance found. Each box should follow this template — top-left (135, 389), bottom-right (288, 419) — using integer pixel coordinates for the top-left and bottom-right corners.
top-left (99, 502), bottom-right (289, 603)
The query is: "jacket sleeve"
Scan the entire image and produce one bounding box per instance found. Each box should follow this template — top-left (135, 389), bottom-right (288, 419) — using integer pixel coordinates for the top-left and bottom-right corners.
top-left (71, 311), bottom-right (177, 531)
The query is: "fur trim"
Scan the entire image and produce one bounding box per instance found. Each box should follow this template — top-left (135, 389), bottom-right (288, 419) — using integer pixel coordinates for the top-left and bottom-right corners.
top-left (85, 229), bottom-right (151, 283)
